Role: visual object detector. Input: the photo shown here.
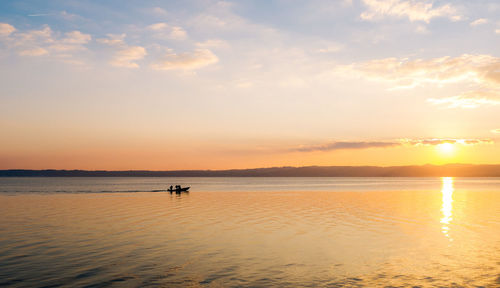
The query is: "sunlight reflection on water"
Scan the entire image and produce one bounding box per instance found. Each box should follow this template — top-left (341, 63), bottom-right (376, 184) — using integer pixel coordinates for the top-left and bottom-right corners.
top-left (440, 177), bottom-right (454, 240)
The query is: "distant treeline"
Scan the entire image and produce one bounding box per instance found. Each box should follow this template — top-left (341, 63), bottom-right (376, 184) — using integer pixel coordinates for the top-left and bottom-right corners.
top-left (2, 164), bottom-right (500, 177)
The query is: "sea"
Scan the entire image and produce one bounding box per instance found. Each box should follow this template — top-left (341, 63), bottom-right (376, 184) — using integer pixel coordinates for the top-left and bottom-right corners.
top-left (0, 177), bottom-right (499, 287)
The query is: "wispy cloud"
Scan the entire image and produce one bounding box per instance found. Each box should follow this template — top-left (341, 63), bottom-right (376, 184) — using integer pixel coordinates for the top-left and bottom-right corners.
top-left (0, 24), bottom-right (91, 60)
top-left (294, 141), bottom-right (400, 152)
top-left (61, 31), bottom-right (90, 44)
top-left (415, 24), bottom-right (429, 34)
top-left (27, 13), bottom-right (54, 17)
top-left (403, 138), bottom-right (494, 146)
top-left (148, 23), bottom-right (167, 31)
top-left (470, 18), bottom-right (488, 26)
top-left (317, 43), bottom-right (343, 53)
top-left (339, 54), bottom-right (500, 88)
top-left (97, 33), bottom-right (147, 68)
top-left (18, 47), bottom-right (48, 56)
top-left (196, 39), bottom-right (229, 49)
top-left (0, 23), bottom-right (16, 36)
top-left (27, 11), bottom-right (82, 21)
top-left (110, 46), bottom-right (147, 68)
top-left (292, 138), bottom-right (493, 153)
top-left (147, 22), bottom-right (187, 40)
top-left (60, 11), bottom-right (81, 21)
top-left (338, 54), bottom-right (500, 108)
top-left (360, 0), bottom-right (461, 23)
top-left (97, 33), bottom-right (126, 46)
top-left (152, 48), bottom-right (218, 71)
top-left (491, 129), bottom-right (500, 134)
top-left (48, 30), bottom-right (91, 52)
top-left (427, 91), bottom-right (500, 108)
top-left (151, 7), bottom-right (168, 17)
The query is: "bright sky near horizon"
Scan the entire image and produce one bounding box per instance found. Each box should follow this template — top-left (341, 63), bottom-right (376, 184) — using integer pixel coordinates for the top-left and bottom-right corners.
top-left (1, 0), bottom-right (499, 170)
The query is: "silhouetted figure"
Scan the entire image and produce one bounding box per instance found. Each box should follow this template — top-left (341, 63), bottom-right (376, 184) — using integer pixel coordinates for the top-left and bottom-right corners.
top-left (168, 185), bottom-right (190, 194)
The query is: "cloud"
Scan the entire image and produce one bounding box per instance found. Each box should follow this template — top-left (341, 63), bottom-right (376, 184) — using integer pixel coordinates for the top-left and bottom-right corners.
top-left (340, 54), bottom-right (500, 88)
top-left (148, 22), bottom-right (168, 31)
top-left (110, 46), bottom-right (147, 68)
top-left (15, 25), bottom-right (53, 44)
top-left (60, 11), bottom-right (81, 21)
top-left (470, 18), bottom-right (488, 26)
top-left (293, 138), bottom-right (494, 153)
top-left (27, 13), bottom-right (53, 17)
top-left (0, 24), bottom-right (91, 59)
top-left (360, 0), bottom-right (461, 23)
top-left (151, 7), bottom-right (168, 16)
top-left (496, 29), bottom-right (500, 34)
top-left (97, 33), bottom-right (126, 46)
top-left (403, 138), bottom-right (494, 146)
top-left (191, 14), bottom-right (227, 28)
top-left (169, 26), bottom-right (187, 40)
top-left (196, 39), bottom-right (229, 48)
top-left (26, 11), bottom-right (82, 21)
top-left (427, 91), bottom-right (500, 108)
top-left (415, 24), bottom-right (429, 34)
top-left (98, 34), bottom-right (147, 68)
top-left (317, 43), bottom-right (343, 53)
top-left (338, 54), bottom-right (500, 108)
top-left (294, 141), bottom-right (400, 152)
top-left (152, 48), bottom-right (218, 71)
top-left (18, 47), bottom-right (48, 56)
top-left (491, 129), bottom-right (500, 134)
top-left (47, 30), bottom-right (91, 52)
top-left (61, 31), bottom-right (91, 44)
top-left (0, 23), bottom-right (16, 36)
top-left (147, 22), bottom-right (187, 40)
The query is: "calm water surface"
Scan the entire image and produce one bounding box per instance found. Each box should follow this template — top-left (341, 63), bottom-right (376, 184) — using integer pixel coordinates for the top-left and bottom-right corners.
top-left (1, 177), bottom-right (499, 287)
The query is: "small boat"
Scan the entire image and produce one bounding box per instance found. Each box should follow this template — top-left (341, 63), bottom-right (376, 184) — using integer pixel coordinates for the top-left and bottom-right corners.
top-left (168, 186), bottom-right (190, 193)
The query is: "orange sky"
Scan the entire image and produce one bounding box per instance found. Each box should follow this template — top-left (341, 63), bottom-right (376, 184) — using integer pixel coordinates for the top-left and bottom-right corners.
top-left (0, 1), bottom-right (499, 169)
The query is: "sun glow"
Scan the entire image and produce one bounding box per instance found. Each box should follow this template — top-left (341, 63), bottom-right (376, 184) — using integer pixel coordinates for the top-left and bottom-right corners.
top-left (437, 142), bottom-right (455, 155)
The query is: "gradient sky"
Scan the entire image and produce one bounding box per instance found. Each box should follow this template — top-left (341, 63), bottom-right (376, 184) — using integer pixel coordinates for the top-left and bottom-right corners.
top-left (1, 0), bottom-right (499, 170)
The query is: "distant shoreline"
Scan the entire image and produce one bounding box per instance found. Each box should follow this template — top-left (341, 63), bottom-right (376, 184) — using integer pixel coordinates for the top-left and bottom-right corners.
top-left (2, 164), bottom-right (500, 177)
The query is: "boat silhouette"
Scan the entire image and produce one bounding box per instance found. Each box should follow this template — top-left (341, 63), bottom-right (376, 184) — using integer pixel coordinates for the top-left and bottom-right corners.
top-left (168, 186), bottom-right (190, 193)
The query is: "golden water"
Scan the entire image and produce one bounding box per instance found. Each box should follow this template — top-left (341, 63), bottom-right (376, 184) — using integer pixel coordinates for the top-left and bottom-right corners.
top-left (0, 177), bottom-right (499, 287)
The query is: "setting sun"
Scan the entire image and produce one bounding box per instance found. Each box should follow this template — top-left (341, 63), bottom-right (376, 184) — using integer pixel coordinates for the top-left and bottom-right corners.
top-left (437, 143), bottom-right (455, 155)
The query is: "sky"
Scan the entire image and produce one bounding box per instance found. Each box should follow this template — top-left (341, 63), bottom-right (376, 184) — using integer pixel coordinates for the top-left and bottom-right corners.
top-left (0, 0), bottom-right (499, 170)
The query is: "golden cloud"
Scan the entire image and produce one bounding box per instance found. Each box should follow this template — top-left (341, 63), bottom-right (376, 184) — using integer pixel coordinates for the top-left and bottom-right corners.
top-left (342, 54), bottom-right (499, 88)
top-left (152, 48), bottom-right (218, 71)
top-left (470, 18), bottom-right (488, 26)
top-left (402, 138), bottom-right (494, 146)
top-left (427, 90), bottom-right (500, 109)
top-left (1, 24), bottom-right (91, 60)
top-left (360, 0), bottom-right (461, 23)
top-left (339, 54), bottom-right (500, 108)
top-left (0, 23), bottom-right (16, 36)
top-left (96, 33), bottom-right (127, 46)
top-left (147, 22), bottom-right (187, 40)
top-left (110, 46), bottom-right (147, 68)
top-left (293, 138), bottom-right (494, 153)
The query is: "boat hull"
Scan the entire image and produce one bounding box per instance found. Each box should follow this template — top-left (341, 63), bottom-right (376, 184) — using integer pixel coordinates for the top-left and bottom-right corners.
top-left (168, 187), bottom-right (190, 193)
